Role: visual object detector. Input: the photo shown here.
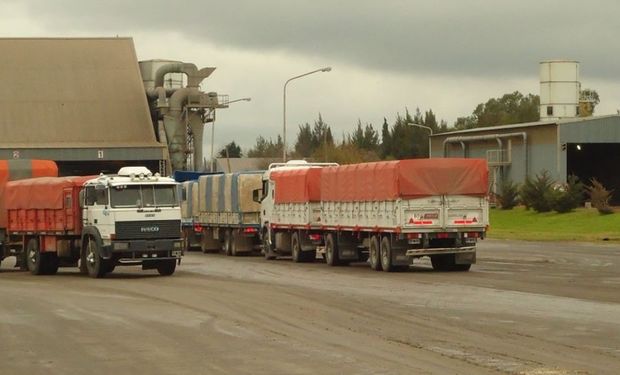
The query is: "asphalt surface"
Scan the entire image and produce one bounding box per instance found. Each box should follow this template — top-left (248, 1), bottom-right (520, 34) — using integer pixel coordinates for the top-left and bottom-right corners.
top-left (0, 239), bottom-right (619, 374)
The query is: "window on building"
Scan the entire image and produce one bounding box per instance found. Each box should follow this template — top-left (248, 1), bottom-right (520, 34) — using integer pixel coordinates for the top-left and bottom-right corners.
top-left (576, 106), bottom-right (580, 116)
top-left (547, 106), bottom-right (553, 116)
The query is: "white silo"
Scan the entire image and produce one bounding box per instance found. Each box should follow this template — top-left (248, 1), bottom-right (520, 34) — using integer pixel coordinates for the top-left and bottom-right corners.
top-left (539, 60), bottom-right (580, 120)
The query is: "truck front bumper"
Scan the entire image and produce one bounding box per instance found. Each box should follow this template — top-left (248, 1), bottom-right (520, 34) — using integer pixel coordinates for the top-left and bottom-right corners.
top-left (103, 239), bottom-right (183, 259)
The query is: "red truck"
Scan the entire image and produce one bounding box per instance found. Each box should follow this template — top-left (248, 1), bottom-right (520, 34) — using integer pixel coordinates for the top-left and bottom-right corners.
top-left (0, 160), bottom-right (58, 269)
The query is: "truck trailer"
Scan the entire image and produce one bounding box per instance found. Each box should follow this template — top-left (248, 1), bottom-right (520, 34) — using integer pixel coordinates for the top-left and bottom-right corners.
top-left (0, 160), bottom-right (59, 269)
top-left (191, 172), bottom-right (263, 255)
top-left (256, 159), bottom-right (489, 271)
top-left (3, 166), bottom-right (183, 277)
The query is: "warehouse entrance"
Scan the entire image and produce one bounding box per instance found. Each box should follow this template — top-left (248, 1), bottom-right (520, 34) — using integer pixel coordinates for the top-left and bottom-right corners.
top-left (566, 143), bottom-right (620, 204)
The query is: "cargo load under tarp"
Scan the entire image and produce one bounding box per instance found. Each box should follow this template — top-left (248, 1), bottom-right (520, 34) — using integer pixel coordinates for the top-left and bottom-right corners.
top-left (270, 168), bottom-right (322, 204)
top-left (5, 176), bottom-right (93, 232)
top-left (199, 172), bottom-right (263, 213)
top-left (320, 158), bottom-right (488, 202)
top-left (0, 160), bottom-right (58, 228)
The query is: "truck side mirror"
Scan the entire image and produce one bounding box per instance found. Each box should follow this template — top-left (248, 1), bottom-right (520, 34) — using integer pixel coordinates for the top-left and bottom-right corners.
top-left (252, 188), bottom-right (262, 203)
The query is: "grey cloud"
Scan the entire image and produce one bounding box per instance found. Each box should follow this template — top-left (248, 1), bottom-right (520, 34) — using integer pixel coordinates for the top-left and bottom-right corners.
top-left (14, 0), bottom-right (620, 79)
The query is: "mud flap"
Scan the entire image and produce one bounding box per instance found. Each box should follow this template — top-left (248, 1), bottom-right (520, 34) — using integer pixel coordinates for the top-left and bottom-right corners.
top-left (392, 248), bottom-right (411, 266)
top-left (455, 251), bottom-right (476, 265)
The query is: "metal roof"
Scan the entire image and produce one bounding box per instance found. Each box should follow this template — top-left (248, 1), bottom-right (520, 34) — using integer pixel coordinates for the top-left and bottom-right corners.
top-left (432, 114), bottom-right (620, 137)
top-left (0, 37), bottom-right (163, 150)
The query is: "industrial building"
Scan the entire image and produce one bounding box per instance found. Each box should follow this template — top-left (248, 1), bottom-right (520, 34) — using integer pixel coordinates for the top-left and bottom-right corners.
top-left (0, 37), bottom-right (225, 176)
top-left (430, 60), bottom-right (620, 200)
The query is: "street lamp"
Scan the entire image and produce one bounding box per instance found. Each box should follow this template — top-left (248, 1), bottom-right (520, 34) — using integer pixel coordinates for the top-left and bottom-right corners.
top-left (210, 97), bottom-right (251, 171)
top-left (283, 67), bottom-right (332, 162)
top-left (408, 123), bottom-right (433, 158)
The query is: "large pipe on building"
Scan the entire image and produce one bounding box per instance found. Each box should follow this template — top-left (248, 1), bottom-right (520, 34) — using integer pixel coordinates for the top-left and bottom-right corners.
top-left (443, 132), bottom-right (528, 181)
top-left (154, 63), bottom-right (215, 88)
top-left (147, 62), bottom-right (216, 171)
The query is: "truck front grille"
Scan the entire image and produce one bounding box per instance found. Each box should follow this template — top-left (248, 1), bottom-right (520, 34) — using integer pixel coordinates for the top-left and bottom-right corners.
top-left (115, 220), bottom-right (181, 240)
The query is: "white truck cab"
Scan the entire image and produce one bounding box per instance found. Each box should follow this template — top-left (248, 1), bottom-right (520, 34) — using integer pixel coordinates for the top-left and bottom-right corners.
top-left (80, 166), bottom-right (183, 276)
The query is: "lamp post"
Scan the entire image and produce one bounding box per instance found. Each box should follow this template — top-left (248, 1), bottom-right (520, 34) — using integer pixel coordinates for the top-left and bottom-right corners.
top-left (408, 122), bottom-right (433, 158)
top-left (210, 97), bottom-right (251, 171)
top-left (283, 67), bottom-right (332, 162)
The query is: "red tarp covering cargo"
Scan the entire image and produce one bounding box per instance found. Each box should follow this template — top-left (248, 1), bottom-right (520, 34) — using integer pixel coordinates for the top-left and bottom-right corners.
top-left (0, 160), bottom-right (58, 228)
top-left (271, 168), bottom-right (322, 203)
top-left (320, 158), bottom-right (488, 201)
top-left (6, 176), bottom-right (93, 232)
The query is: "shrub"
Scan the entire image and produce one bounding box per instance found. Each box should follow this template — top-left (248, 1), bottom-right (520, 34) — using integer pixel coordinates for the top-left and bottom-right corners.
top-left (586, 178), bottom-right (614, 215)
top-left (520, 171), bottom-right (555, 212)
top-left (497, 178), bottom-right (519, 209)
top-left (550, 175), bottom-right (584, 213)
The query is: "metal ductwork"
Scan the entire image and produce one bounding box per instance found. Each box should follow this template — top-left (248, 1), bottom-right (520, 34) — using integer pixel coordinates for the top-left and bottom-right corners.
top-left (154, 63), bottom-right (215, 88)
top-left (443, 132), bottom-right (528, 181)
top-left (141, 61), bottom-right (219, 172)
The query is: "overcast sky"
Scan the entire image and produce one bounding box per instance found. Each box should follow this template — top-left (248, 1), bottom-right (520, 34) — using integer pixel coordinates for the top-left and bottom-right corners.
top-left (1, 0), bottom-right (619, 154)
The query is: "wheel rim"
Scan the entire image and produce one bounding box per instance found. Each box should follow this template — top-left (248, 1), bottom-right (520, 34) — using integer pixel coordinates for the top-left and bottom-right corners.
top-left (86, 240), bottom-right (97, 268)
top-left (326, 241), bottom-right (332, 263)
top-left (370, 244), bottom-right (377, 266)
top-left (28, 248), bottom-right (37, 267)
top-left (292, 236), bottom-right (299, 259)
top-left (381, 240), bottom-right (389, 268)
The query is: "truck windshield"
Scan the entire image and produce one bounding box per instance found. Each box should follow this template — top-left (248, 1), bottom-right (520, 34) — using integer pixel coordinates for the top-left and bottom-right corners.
top-left (110, 185), bottom-right (178, 208)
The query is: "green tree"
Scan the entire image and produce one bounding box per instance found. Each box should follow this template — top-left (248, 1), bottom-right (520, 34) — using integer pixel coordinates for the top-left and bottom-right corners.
top-left (218, 141), bottom-right (242, 158)
top-left (310, 113), bottom-right (334, 151)
top-left (455, 91), bottom-right (540, 129)
top-left (380, 118), bottom-right (392, 159)
top-left (294, 123), bottom-right (313, 157)
top-left (247, 135), bottom-right (283, 158)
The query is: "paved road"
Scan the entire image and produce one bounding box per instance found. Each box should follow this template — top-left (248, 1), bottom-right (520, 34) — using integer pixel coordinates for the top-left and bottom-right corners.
top-left (0, 239), bottom-right (619, 374)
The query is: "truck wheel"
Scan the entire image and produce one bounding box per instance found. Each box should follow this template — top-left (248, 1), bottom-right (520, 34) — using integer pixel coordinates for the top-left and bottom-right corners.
top-left (157, 259), bottom-right (176, 276)
top-left (452, 263), bottom-right (472, 272)
top-left (291, 232), bottom-right (302, 263)
top-left (223, 230), bottom-right (233, 256)
top-left (44, 253), bottom-right (59, 275)
top-left (26, 238), bottom-right (45, 275)
top-left (431, 254), bottom-right (457, 271)
top-left (380, 236), bottom-right (394, 272)
top-left (263, 230), bottom-right (276, 260)
top-left (369, 235), bottom-right (382, 271)
top-left (325, 233), bottom-right (341, 266)
top-left (84, 236), bottom-right (107, 278)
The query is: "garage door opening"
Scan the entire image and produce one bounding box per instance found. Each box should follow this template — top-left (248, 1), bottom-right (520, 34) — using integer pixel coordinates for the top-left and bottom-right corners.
top-left (566, 143), bottom-right (620, 205)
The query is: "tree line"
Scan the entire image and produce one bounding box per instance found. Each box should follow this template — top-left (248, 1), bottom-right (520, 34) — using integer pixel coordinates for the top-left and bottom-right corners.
top-left (217, 90), bottom-right (599, 164)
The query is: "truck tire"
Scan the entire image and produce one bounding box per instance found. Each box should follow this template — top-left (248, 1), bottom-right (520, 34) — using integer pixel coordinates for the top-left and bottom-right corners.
top-left (291, 232), bottom-right (314, 263)
top-left (325, 233), bottom-right (342, 266)
top-left (431, 254), bottom-right (471, 271)
top-left (380, 236), bottom-right (394, 272)
top-left (369, 235), bottom-right (382, 271)
top-left (263, 230), bottom-right (276, 260)
top-left (26, 238), bottom-right (45, 275)
top-left (157, 259), bottom-right (176, 276)
top-left (45, 253), bottom-right (59, 275)
top-left (84, 236), bottom-right (108, 278)
top-left (223, 229), bottom-right (233, 256)
top-left (291, 232), bottom-right (302, 262)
